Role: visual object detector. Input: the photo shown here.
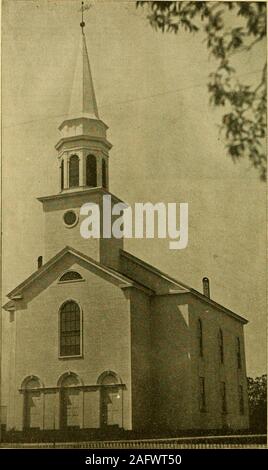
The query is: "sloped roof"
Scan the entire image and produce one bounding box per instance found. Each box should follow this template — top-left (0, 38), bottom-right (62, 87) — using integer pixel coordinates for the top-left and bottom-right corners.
top-left (3, 246), bottom-right (153, 310)
top-left (3, 245), bottom-right (248, 324)
top-left (120, 249), bottom-right (248, 324)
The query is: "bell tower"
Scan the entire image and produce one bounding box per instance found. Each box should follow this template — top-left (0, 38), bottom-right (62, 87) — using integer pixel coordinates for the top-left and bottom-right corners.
top-left (56, 15), bottom-right (111, 193)
top-left (38, 6), bottom-right (124, 269)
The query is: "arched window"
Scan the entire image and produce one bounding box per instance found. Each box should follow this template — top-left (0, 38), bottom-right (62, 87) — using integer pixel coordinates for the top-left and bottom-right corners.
top-left (59, 301), bottom-right (81, 357)
top-left (59, 271), bottom-right (83, 282)
top-left (69, 155), bottom-right (79, 188)
top-left (22, 376), bottom-right (42, 390)
top-left (86, 154), bottom-right (97, 187)
top-left (236, 337), bottom-right (242, 369)
top-left (22, 376), bottom-right (42, 430)
top-left (197, 319), bottom-right (203, 357)
top-left (219, 328), bottom-right (224, 364)
top-left (60, 159), bottom-right (64, 190)
top-left (97, 371), bottom-right (121, 385)
top-left (37, 256), bottom-right (43, 269)
top-left (58, 373), bottom-right (81, 429)
top-left (102, 159), bottom-right (107, 189)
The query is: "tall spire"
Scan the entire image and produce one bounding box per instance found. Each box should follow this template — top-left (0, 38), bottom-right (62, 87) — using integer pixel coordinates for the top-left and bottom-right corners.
top-left (56, 2), bottom-right (111, 197)
top-left (68, 3), bottom-right (99, 121)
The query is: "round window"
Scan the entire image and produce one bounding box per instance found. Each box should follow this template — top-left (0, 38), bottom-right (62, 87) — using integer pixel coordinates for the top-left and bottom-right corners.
top-left (63, 210), bottom-right (78, 227)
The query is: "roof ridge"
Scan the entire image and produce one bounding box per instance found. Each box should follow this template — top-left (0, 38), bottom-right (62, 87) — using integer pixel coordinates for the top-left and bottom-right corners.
top-left (4, 246), bottom-right (153, 303)
top-left (120, 249), bottom-right (248, 324)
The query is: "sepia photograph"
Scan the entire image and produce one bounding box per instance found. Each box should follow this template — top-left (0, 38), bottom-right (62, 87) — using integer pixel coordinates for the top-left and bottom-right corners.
top-left (0, 0), bottom-right (267, 455)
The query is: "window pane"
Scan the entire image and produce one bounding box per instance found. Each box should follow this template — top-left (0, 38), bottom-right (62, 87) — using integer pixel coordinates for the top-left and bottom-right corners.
top-left (102, 159), bottom-right (107, 189)
top-left (237, 337), bottom-right (242, 369)
top-left (198, 319), bottom-right (203, 357)
top-left (63, 211), bottom-right (77, 226)
top-left (219, 329), bottom-right (224, 363)
top-left (60, 301), bottom-right (81, 356)
top-left (199, 377), bottom-right (206, 412)
top-left (221, 382), bottom-right (227, 414)
top-left (239, 385), bottom-right (244, 414)
top-left (69, 155), bottom-right (79, 187)
top-left (61, 160), bottom-right (64, 190)
top-left (86, 155), bottom-right (97, 187)
top-left (59, 271), bottom-right (82, 282)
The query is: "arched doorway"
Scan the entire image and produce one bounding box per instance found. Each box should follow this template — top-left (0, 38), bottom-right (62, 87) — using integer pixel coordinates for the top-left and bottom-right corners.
top-left (58, 373), bottom-right (82, 429)
top-left (97, 371), bottom-right (122, 428)
top-left (22, 376), bottom-right (42, 430)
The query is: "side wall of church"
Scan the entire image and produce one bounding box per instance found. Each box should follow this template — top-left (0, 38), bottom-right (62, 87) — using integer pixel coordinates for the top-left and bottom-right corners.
top-left (150, 294), bottom-right (193, 431)
top-left (189, 297), bottom-right (249, 431)
top-left (150, 292), bottom-right (249, 431)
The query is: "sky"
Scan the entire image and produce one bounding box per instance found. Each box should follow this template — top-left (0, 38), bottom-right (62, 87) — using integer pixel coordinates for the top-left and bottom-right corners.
top-left (1, 0), bottom-right (266, 381)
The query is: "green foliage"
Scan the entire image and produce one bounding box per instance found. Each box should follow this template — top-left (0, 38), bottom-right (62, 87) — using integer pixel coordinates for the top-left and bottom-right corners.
top-left (137, 1), bottom-right (267, 180)
top-left (247, 374), bottom-right (267, 432)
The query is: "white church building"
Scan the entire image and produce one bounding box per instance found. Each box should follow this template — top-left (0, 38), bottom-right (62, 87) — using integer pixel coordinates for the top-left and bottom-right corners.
top-left (2, 17), bottom-right (249, 436)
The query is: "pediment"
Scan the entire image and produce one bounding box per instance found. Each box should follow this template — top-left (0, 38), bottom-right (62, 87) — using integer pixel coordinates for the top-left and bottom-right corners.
top-left (3, 246), bottom-right (151, 311)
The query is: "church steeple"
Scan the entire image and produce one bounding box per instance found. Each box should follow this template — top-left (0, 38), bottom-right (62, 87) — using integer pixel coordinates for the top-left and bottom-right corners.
top-left (56, 6), bottom-right (111, 193)
top-left (38, 4), bottom-right (122, 270)
top-left (68, 27), bottom-right (99, 121)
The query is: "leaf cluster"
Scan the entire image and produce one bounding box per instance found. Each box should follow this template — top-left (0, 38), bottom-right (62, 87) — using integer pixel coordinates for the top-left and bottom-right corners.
top-left (137, 2), bottom-right (267, 180)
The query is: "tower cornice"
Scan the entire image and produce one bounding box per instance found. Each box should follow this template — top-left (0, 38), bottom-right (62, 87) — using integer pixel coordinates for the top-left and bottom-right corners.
top-left (37, 187), bottom-right (124, 204)
top-left (55, 134), bottom-right (112, 152)
top-left (58, 116), bottom-right (108, 132)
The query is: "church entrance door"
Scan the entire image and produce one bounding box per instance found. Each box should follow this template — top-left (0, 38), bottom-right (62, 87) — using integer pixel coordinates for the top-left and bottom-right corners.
top-left (98, 372), bottom-right (123, 428)
top-left (100, 386), bottom-right (122, 427)
top-left (60, 388), bottom-right (80, 429)
top-left (59, 373), bottom-right (81, 429)
top-left (24, 390), bottom-right (42, 429)
top-left (23, 376), bottom-right (42, 430)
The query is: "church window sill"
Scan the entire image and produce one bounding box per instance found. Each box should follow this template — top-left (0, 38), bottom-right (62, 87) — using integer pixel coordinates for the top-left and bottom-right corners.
top-left (58, 354), bottom-right (83, 360)
top-left (58, 279), bottom-right (85, 285)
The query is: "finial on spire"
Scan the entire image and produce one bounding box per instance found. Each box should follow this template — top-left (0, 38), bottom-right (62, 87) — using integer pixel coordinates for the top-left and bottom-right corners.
top-left (80, 2), bottom-right (91, 34)
top-left (80, 2), bottom-right (85, 33)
